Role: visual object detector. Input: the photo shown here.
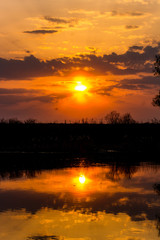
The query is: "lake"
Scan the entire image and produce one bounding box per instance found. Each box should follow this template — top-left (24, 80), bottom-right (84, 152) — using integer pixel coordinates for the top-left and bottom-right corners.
top-left (0, 158), bottom-right (160, 240)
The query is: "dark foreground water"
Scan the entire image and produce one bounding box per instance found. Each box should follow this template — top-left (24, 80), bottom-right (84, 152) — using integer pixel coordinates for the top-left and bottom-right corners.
top-left (0, 158), bottom-right (160, 240)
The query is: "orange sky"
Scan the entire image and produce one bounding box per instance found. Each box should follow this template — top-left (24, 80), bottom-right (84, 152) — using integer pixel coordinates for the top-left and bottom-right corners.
top-left (0, 0), bottom-right (160, 121)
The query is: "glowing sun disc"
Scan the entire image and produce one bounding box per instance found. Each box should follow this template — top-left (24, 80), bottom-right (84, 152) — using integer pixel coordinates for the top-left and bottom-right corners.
top-left (79, 175), bottom-right (86, 184)
top-left (75, 84), bottom-right (87, 91)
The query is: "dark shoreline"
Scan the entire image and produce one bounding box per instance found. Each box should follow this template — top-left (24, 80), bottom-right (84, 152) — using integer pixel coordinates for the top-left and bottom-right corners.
top-left (0, 123), bottom-right (160, 153)
top-left (0, 123), bottom-right (160, 171)
top-left (0, 150), bottom-right (159, 170)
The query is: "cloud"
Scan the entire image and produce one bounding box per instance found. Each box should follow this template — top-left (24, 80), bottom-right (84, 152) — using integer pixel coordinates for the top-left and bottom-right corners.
top-left (44, 16), bottom-right (79, 28)
top-left (0, 87), bottom-right (70, 106)
top-left (125, 25), bottom-right (139, 29)
top-left (28, 235), bottom-right (58, 240)
top-left (96, 75), bottom-right (160, 96)
top-left (129, 45), bottom-right (143, 51)
top-left (0, 188), bottom-right (158, 222)
top-left (24, 30), bottom-right (58, 34)
top-left (119, 76), bottom-right (160, 87)
top-left (44, 16), bottom-right (70, 24)
top-left (0, 88), bottom-right (39, 94)
top-left (111, 10), bottom-right (145, 17)
top-left (0, 55), bottom-right (54, 79)
top-left (0, 43), bottom-right (159, 80)
top-left (0, 94), bottom-right (55, 105)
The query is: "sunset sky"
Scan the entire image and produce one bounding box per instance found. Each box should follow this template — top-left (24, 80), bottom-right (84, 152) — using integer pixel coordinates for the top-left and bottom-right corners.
top-left (1, 0), bottom-right (160, 122)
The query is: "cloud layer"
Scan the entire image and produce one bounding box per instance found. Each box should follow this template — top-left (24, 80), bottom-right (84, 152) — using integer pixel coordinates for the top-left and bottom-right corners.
top-left (0, 43), bottom-right (159, 81)
top-left (0, 43), bottom-right (159, 106)
top-left (24, 30), bottom-right (58, 34)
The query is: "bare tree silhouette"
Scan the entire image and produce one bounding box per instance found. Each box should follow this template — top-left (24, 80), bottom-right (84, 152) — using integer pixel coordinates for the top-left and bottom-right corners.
top-left (152, 55), bottom-right (160, 107)
top-left (105, 111), bottom-right (136, 124)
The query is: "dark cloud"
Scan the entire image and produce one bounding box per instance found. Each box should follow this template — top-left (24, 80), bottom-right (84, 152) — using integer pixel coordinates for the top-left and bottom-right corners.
top-left (43, 16), bottom-right (78, 31)
top-left (24, 30), bottom-right (58, 34)
top-left (0, 88), bottom-right (39, 94)
top-left (103, 44), bottom-right (159, 66)
top-left (111, 11), bottom-right (145, 17)
top-left (0, 55), bottom-right (54, 79)
top-left (129, 45), bottom-right (143, 51)
top-left (0, 88), bottom-right (70, 105)
top-left (117, 83), bottom-right (150, 90)
top-left (130, 12), bottom-right (145, 16)
top-left (119, 76), bottom-right (160, 87)
top-left (0, 189), bottom-right (158, 222)
top-left (28, 235), bottom-right (58, 240)
top-left (0, 43), bottom-right (159, 80)
top-left (54, 26), bottom-right (64, 29)
top-left (44, 16), bottom-right (70, 24)
top-left (125, 25), bottom-right (139, 29)
top-left (0, 94), bottom-right (55, 105)
top-left (57, 43), bottom-right (159, 76)
top-left (96, 76), bottom-right (160, 96)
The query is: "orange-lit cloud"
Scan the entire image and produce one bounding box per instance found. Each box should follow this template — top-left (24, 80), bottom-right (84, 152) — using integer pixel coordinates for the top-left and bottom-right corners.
top-left (0, 0), bottom-right (160, 121)
top-left (0, 43), bottom-right (159, 121)
top-left (0, 43), bottom-right (159, 80)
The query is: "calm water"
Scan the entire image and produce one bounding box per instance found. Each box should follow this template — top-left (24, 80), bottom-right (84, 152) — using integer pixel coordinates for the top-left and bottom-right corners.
top-left (0, 160), bottom-right (160, 240)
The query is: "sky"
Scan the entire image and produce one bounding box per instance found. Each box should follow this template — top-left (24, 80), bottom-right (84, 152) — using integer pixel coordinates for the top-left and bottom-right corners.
top-left (1, 0), bottom-right (160, 122)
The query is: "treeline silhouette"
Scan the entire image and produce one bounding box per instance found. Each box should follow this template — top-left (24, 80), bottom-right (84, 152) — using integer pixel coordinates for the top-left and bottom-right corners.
top-left (0, 118), bottom-right (160, 154)
top-left (0, 111), bottom-right (160, 156)
top-left (1, 111), bottom-right (160, 124)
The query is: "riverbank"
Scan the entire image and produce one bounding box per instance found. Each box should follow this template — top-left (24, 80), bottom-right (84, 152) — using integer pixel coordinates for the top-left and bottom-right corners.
top-left (0, 123), bottom-right (160, 154)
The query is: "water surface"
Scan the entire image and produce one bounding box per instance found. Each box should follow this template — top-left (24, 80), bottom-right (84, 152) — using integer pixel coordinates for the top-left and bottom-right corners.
top-left (0, 160), bottom-right (160, 240)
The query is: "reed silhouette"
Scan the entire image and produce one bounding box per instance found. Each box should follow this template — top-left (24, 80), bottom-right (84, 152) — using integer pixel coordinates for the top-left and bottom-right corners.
top-left (153, 183), bottom-right (160, 236)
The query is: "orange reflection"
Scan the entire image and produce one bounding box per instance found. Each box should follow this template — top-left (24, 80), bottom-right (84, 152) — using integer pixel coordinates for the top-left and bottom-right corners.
top-left (0, 165), bottom-right (160, 240)
top-left (0, 166), bottom-right (144, 194)
top-left (73, 172), bottom-right (89, 191)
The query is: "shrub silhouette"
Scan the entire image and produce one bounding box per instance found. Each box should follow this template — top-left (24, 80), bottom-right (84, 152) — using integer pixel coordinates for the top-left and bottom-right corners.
top-left (105, 111), bottom-right (136, 124)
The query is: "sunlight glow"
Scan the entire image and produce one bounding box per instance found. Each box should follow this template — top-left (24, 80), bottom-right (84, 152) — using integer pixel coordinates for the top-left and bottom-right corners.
top-left (75, 82), bottom-right (87, 91)
top-left (79, 175), bottom-right (86, 184)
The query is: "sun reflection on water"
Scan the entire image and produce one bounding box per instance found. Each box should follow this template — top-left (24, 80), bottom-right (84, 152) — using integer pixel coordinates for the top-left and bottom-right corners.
top-left (73, 172), bottom-right (89, 191)
top-left (0, 165), bottom-right (160, 239)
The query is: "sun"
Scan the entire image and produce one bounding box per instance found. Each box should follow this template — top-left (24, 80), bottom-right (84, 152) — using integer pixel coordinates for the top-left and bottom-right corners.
top-left (75, 81), bottom-right (87, 91)
top-left (79, 175), bottom-right (86, 184)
